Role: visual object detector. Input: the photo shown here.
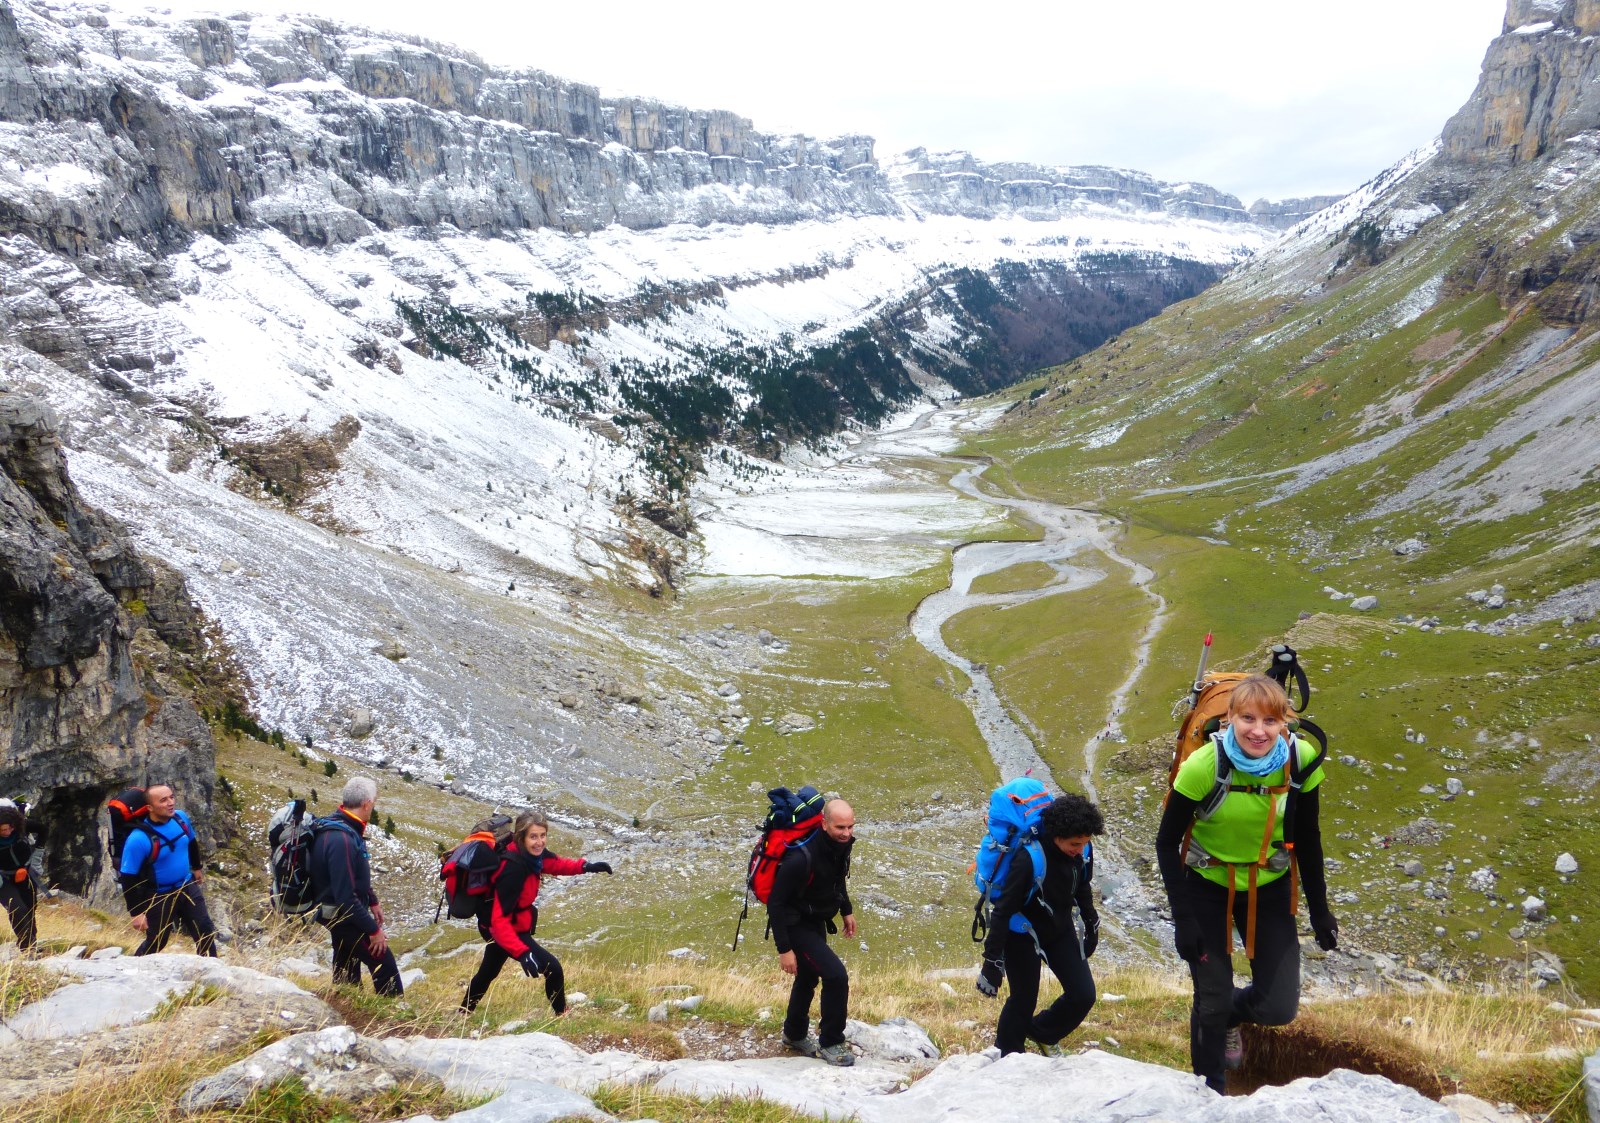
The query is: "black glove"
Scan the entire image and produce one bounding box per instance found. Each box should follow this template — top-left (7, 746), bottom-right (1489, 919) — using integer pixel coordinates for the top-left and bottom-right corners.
top-left (519, 952), bottom-right (541, 977)
top-left (583, 860), bottom-right (613, 875)
top-left (1173, 913), bottom-right (1205, 963)
top-left (1082, 914), bottom-right (1100, 959)
top-left (977, 957), bottom-right (1004, 997)
top-left (1311, 910), bottom-right (1339, 951)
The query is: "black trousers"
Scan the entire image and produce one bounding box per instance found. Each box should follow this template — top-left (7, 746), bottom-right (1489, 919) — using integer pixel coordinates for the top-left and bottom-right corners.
top-left (462, 926), bottom-right (565, 1013)
top-left (327, 918), bottom-right (403, 995)
top-left (0, 877), bottom-right (37, 949)
top-left (133, 883), bottom-right (216, 957)
top-left (1182, 870), bottom-right (1300, 1090)
top-left (996, 926), bottom-right (1096, 1056)
top-left (783, 922), bottom-right (849, 1048)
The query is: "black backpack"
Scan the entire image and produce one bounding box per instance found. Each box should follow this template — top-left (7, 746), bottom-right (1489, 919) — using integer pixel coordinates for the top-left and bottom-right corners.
top-left (267, 799), bottom-right (320, 916)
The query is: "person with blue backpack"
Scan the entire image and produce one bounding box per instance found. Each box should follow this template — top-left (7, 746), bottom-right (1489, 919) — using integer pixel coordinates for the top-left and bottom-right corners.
top-left (974, 789), bottom-right (1104, 1057)
top-left (118, 784), bottom-right (217, 957)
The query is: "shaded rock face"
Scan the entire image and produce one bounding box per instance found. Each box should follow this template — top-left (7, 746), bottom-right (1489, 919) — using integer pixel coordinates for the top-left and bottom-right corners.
top-left (1442, 0), bottom-right (1600, 165)
top-left (0, 393), bottom-right (217, 895)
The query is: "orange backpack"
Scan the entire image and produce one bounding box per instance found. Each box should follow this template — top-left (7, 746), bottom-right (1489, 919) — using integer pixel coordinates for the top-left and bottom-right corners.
top-left (1167, 639), bottom-right (1327, 956)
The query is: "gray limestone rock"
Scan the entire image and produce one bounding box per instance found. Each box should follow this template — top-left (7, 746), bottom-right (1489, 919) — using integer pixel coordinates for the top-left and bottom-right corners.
top-left (1557, 852), bottom-right (1580, 874)
top-left (1349, 595), bottom-right (1379, 611)
top-left (348, 707), bottom-right (376, 738)
top-left (178, 1025), bottom-right (439, 1112)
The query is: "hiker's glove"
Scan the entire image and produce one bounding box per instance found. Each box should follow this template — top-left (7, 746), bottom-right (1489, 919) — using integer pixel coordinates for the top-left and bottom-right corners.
top-left (583, 860), bottom-right (613, 875)
top-left (1173, 914), bottom-right (1205, 963)
top-left (1311, 910), bottom-right (1339, 951)
top-left (977, 958), bottom-right (1004, 997)
top-left (1082, 914), bottom-right (1100, 959)
top-left (11, 868), bottom-right (26, 883)
top-left (518, 953), bottom-right (541, 978)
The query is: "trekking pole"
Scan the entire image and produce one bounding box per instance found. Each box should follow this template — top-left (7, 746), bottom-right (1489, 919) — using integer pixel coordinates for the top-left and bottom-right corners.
top-left (731, 886), bottom-right (750, 952)
top-left (433, 890), bottom-right (446, 925)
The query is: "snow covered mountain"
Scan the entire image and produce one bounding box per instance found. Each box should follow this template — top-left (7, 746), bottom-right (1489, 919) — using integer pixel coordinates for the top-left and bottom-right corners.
top-left (0, 0), bottom-right (1302, 800)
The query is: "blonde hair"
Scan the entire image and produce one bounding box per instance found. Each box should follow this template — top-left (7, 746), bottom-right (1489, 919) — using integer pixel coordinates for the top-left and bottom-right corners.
top-left (513, 809), bottom-right (548, 844)
top-left (1228, 674), bottom-right (1291, 721)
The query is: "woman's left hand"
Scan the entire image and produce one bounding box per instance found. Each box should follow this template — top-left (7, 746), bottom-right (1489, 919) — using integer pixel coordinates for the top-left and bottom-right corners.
top-left (1311, 910), bottom-right (1339, 951)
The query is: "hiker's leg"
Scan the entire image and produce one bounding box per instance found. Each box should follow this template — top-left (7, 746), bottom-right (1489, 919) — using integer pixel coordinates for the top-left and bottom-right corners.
top-left (1232, 878), bottom-right (1299, 1028)
top-left (1, 881), bottom-right (36, 950)
top-left (135, 889), bottom-right (179, 955)
top-left (356, 936), bottom-right (404, 996)
top-left (520, 938), bottom-right (567, 1014)
top-left (1184, 873), bottom-right (1235, 1092)
top-left (463, 942), bottom-right (509, 1011)
top-left (996, 928), bottom-right (1041, 1055)
top-left (1031, 932), bottom-right (1096, 1046)
top-left (804, 939), bottom-right (849, 1048)
top-left (174, 885), bottom-right (218, 957)
top-left (328, 921), bottom-right (366, 986)
top-left (782, 924), bottom-right (826, 1042)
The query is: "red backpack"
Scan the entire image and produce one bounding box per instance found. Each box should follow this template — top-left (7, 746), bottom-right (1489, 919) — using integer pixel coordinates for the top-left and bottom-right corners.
top-left (438, 814), bottom-right (515, 919)
top-left (733, 785), bottom-right (824, 948)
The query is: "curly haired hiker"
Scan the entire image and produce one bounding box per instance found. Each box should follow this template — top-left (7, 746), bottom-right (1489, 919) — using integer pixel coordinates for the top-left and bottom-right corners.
top-left (771, 798), bottom-right (858, 1067)
top-left (460, 810), bottom-right (612, 1014)
top-left (118, 784), bottom-right (218, 957)
top-left (0, 800), bottom-right (42, 952)
top-left (976, 793), bottom-right (1104, 1057)
top-left (1156, 674), bottom-right (1337, 1092)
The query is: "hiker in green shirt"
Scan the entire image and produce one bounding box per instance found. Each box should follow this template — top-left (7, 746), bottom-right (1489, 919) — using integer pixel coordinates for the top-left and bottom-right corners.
top-left (1155, 674), bottom-right (1338, 1093)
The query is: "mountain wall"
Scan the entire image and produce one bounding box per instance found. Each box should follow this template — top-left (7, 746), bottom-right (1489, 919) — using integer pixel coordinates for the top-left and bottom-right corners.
top-left (0, 390), bottom-right (220, 896)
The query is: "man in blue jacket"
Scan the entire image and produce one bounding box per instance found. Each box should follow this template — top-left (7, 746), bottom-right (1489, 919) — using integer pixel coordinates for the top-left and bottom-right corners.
top-left (119, 784), bottom-right (217, 956)
top-left (310, 776), bottom-right (402, 995)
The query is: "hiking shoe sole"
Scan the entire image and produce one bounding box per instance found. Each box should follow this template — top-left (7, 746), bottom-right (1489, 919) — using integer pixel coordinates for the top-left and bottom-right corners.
top-left (818, 1042), bottom-right (856, 1067)
top-left (782, 1034), bottom-right (820, 1057)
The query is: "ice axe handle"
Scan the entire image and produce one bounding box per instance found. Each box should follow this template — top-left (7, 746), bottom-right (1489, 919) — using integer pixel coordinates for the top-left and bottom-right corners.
top-left (1192, 633), bottom-right (1213, 693)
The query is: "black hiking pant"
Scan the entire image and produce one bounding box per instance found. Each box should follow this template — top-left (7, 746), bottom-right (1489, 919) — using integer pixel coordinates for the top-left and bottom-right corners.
top-left (461, 924), bottom-right (565, 1013)
top-left (326, 918), bottom-right (403, 995)
top-left (0, 877), bottom-right (37, 950)
top-left (133, 882), bottom-right (217, 957)
top-left (1182, 870), bottom-right (1299, 1091)
top-left (783, 922), bottom-right (849, 1048)
top-left (996, 926), bottom-right (1096, 1056)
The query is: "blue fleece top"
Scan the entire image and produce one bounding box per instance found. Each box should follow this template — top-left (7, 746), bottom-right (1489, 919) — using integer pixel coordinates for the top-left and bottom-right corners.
top-left (119, 810), bottom-right (197, 892)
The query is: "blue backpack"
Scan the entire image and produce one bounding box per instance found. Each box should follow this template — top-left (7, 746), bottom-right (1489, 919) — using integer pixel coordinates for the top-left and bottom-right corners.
top-left (971, 777), bottom-right (1053, 944)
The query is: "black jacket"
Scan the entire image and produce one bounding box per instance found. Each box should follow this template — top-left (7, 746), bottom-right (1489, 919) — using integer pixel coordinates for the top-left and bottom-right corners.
top-left (309, 809), bottom-right (379, 933)
top-left (768, 832), bottom-right (853, 954)
top-left (0, 832), bottom-right (35, 878)
top-left (982, 842), bottom-right (1096, 961)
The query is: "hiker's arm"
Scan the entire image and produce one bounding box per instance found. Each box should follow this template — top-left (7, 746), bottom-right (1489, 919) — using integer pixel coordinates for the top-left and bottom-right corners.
top-left (1293, 788), bottom-right (1337, 946)
top-left (980, 853), bottom-right (1032, 964)
top-left (326, 834), bottom-right (377, 932)
top-left (542, 854), bottom-right (586, 877)
top-left (1155, 792), bottom-right (1206, 960)
top-left (766, 852), bottom-right (807, 955)
top-left (487, 862), bottom-right (531, 955)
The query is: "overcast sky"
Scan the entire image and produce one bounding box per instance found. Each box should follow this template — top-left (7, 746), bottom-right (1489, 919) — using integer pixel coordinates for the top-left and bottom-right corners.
top-left (158, 0), bottom-right (1511, 204)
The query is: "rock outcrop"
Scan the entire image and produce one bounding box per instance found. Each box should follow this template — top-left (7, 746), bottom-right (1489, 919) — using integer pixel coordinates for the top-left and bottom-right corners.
top-left (0, 392), bottom-right (219, 894)
top-left (1442, 0), bottom-right (1600, 165)
top-left (1247, 195), bottom-right (1345, 230)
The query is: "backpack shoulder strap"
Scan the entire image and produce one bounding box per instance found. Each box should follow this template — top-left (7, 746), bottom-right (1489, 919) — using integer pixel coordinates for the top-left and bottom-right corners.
top-left (1197, 738), bottom-right (1232, 819)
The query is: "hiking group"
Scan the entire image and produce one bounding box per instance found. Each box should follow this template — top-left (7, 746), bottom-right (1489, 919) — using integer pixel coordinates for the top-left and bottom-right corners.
top-left (0, 639), bottom-right (1337, 1093)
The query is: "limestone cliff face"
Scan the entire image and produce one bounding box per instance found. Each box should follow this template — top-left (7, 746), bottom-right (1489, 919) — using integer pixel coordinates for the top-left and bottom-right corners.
top-left (1442, 0), bottom-right (1600, 165)
top-left (0, 393), bottom-right (218, 897)
top-left (0, 0), bottom-right (1272, 258)
top-left (1246, 195), bottom-right (1345, 231)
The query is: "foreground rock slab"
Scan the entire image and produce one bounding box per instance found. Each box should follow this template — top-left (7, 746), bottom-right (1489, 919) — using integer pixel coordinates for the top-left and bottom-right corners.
top-left (181, 1025), bottom-right (439, 1112)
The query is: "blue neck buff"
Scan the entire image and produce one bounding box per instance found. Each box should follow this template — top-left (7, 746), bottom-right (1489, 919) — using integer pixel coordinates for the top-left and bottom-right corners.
top-left (1221, 725), bottom-right (1290, 777)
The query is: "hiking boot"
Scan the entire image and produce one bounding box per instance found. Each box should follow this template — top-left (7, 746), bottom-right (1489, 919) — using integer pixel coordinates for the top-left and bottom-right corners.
top-left (782, 1033), bottom-right (820, 1057)
top-left (1223, 1026), bottom-right (1244, 1070)
top-left (818, 1042), bottom-right (856, 1067)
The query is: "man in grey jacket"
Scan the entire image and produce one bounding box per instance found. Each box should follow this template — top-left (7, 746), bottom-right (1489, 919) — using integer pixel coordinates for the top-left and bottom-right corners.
top-left (310, 776), bottom-right (402, 995)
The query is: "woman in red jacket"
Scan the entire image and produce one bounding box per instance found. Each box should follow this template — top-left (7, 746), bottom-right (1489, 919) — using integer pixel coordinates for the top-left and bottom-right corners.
top-left (460, 810), bottom-right (612, 1014)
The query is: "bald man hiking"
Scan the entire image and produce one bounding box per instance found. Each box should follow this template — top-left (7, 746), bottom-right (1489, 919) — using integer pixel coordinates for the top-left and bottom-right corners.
top-left (769, 797), bottom-right (858, 1066)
